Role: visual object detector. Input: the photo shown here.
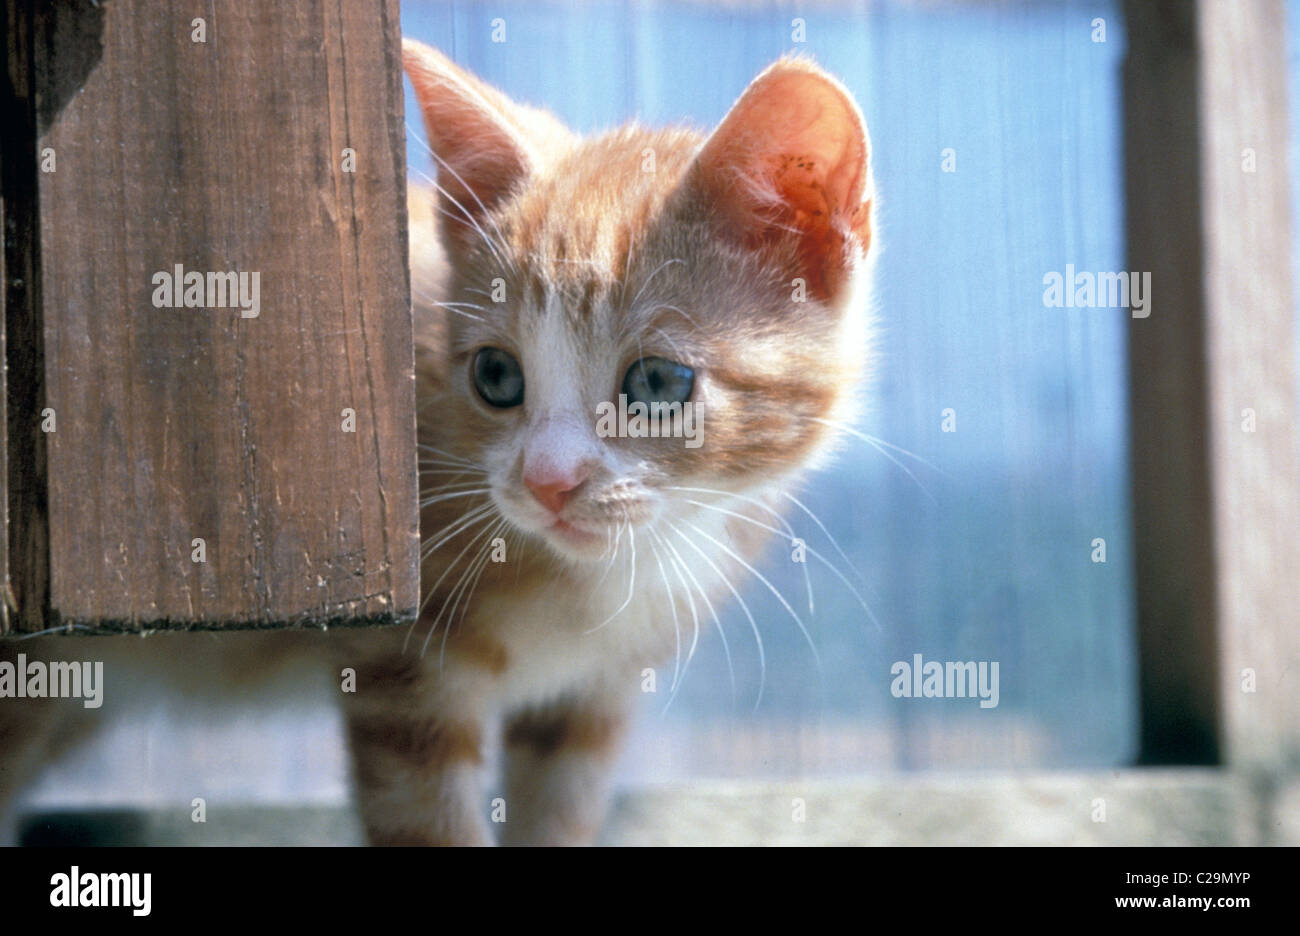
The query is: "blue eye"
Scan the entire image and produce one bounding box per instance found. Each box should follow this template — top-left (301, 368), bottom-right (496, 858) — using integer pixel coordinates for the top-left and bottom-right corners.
top-left (473, 347), bottom-right (524, 408)
top-left (622, 356), bottom-right (694, 406)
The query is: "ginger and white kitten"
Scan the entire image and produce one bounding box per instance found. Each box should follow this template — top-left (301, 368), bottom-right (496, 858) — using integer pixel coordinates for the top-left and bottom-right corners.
top-left (0, 41), bottom-right (874, 846)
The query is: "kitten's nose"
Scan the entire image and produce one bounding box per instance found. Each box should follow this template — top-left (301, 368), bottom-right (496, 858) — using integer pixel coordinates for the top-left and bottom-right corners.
top-left (524, 465), bottom-right (592, 516)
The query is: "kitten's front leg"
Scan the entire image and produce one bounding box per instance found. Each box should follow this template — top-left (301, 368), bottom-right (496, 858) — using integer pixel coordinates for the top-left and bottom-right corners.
top-left (500, 691), bottom-right (633, 846)
top-left (343, 653), bottom-right (494, 846)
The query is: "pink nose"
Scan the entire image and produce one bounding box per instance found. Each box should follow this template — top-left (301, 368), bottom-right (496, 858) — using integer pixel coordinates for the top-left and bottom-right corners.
top-left (524, 466), bottom-right (591, 515)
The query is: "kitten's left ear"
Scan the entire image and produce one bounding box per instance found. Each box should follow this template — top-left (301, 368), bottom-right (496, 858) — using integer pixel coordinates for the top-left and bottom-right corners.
top-left (690, 58), bottom-right (873, 302)
top-left (402, 39), bottom-right (572, 257)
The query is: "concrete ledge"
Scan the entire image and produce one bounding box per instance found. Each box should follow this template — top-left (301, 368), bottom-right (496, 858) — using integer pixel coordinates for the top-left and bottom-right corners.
top-left (598, 771), bottom-right (1260, 846)
top-left (17, 770), bottom-right (1279, 846)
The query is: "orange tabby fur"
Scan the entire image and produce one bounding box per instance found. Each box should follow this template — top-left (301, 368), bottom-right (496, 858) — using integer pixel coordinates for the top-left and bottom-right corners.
top-left (0, 42), bottom-right (875, 847)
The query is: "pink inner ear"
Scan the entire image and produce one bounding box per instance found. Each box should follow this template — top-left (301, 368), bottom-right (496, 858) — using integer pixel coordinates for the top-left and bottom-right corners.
top-left (695, 65), bottom-right (872, 300)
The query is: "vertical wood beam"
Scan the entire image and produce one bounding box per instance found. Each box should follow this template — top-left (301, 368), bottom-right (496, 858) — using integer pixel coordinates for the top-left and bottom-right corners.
top-left (2, 0), bottom-right (419, 633)
top-left (1125, 0), bottom-right (1300, 769)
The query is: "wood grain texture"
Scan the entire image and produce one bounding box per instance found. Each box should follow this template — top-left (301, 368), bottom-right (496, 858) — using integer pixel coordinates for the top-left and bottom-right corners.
top-left (5, 0), bottom-right (418, 633)
top-left (2, 0), bottom-right (48, 635)
top-left (1125, 0), bottom-right (1300, 769)
top-left (1, 5), bottom-right (11, 633)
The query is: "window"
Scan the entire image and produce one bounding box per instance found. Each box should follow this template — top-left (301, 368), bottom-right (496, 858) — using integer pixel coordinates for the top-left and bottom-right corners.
top-left (403, 0), bottom-right (1134, 778)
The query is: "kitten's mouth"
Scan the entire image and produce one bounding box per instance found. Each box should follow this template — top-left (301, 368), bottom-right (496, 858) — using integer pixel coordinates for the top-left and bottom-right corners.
top-left (548, 518), bottom-right (602, 547)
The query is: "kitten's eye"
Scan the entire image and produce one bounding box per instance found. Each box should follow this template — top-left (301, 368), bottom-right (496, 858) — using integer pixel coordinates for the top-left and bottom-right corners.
top-left (473, 347), bottom-right (525, 408)
top-left (622, 356), bottom-right (694, 406)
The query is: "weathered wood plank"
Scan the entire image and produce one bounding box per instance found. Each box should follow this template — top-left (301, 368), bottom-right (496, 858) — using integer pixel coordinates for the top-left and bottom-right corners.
top-left (1124, 0), bottom-right (1300, 769)
top-left (2, 0), bottom-right (48, 635)
top-left (4, 0), bottom-right (418, 632)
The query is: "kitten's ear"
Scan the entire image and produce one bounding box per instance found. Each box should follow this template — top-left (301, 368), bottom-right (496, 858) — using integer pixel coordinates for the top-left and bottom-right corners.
top-left (402, 39), bottom-right (570, 255)
top-left (691, 58), bottom-right (873, 301)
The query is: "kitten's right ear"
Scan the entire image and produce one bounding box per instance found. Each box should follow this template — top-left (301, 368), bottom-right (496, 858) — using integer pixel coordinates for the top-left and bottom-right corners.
top-left (689, 57), bottom-right (873, 303)
top-left (402, 39), bottom-right (570, 255)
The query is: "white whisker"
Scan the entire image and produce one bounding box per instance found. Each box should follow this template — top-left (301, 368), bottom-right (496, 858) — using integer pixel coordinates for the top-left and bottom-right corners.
top-left (653, 526), bottom-right (729, 708)
top-left (668, 520), bottom-right (763, 711)
top-left (415, 444), bottom-right (483, 469)
top-left (420, 503), bottom-right (494, 562)
top-left (437, 518), bottom-right (508, 669)
top-left (404, 505), bottom-right (496, 652)
top-left (419, 487), bottom-right (491, 510)
top-left (409, 162), bottom-right (510, 272)
top-left (781, 491), bottom-right (873, 592)
top-left (419, 517), bottom-right (502, 657)
top-left (586, 526), bottom-right (636, 633)
top-left (645, 533), bottom-right (682, 694)
top-left (681, 496), bottom-right (883, 633)
top-left (809, 416), bottom-right (942, 503)
top-left (407, 122), bottom-right (516, 273)
top-left (669, 485), bottom-right (814, 614)
top-left (681, 518), bottom-right (821, 674)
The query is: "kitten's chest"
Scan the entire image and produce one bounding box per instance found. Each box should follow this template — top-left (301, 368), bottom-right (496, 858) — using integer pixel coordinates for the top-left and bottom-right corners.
top-left (452, 509), bottom-right (764, 708)
top-left (471, 565), bottom-right (677, 707)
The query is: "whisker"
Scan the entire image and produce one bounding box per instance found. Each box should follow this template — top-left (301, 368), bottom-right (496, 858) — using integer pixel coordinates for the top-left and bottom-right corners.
top-left (11, 622), bottom-right (97, 639)
top-left (586, 526), bottom-right (636, 633)
top-left (428, 301), bottom-right (484, 322)
top-left (809, 416), bottom-right (942, 503)
top-left (653, 526), bottom-right (729, 709)
top-left (419, 476), bottom-right (490, 489)
top-left (420, 503), bottom-right (495, 561)
top-left (834, 422), bottom-right (946, 473)
top-left (458, 519), bottom-right (507, 627)
top-left (415, 444), bottom-right (483, 469)
top-left (407, 123), bottom-right (516, 273)
top-left (409, 162), bottom-right (510, 272)
top-left (667, 520), bottom-right (764, 711)
top-left (681, 518), bottom-right (821, 675)
top-left (417, 457), bottom-right (485, 470)
top-left (418, 517), bottom-right (501, 657)
top-left (669, 485), bottom-right (814, 614)
top-left (593, 519), bottom-right (625, 589)
top-left (463, 286), bottom-right (500, 303)
top-left (418, 469), bottom-right (488, 481)
top-left (404, 506), bottom-right (496, 652)
top-left (419, 487), bottom-right (491, 509)
top-left (781, 491), bottom-right (873, 592)
top-left (681, 496), bottom-right (883, 633)
top-left (645, 533), bottom-right (682, 694)
top-left (437, 518), bottom-right (507, 669)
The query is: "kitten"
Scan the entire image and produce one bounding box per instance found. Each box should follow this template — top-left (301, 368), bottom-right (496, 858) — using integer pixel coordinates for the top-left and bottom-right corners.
top-left (0, 41), bottom-right (875, 846)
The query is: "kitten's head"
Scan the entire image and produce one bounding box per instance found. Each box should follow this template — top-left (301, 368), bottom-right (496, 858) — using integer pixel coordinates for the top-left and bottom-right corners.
top-left (406, 40), bottom-right (875, 563)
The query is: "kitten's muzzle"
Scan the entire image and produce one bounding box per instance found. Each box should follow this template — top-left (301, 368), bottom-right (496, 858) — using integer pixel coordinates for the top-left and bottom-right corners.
top-left (523, 463), bottom-right (592, 515)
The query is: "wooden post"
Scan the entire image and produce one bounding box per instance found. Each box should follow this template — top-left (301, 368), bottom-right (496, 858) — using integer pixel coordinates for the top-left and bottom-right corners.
top-left (1, 0), bottom-right (418, 633)
top-left (1125, 0), bottom-right (1300, 770)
